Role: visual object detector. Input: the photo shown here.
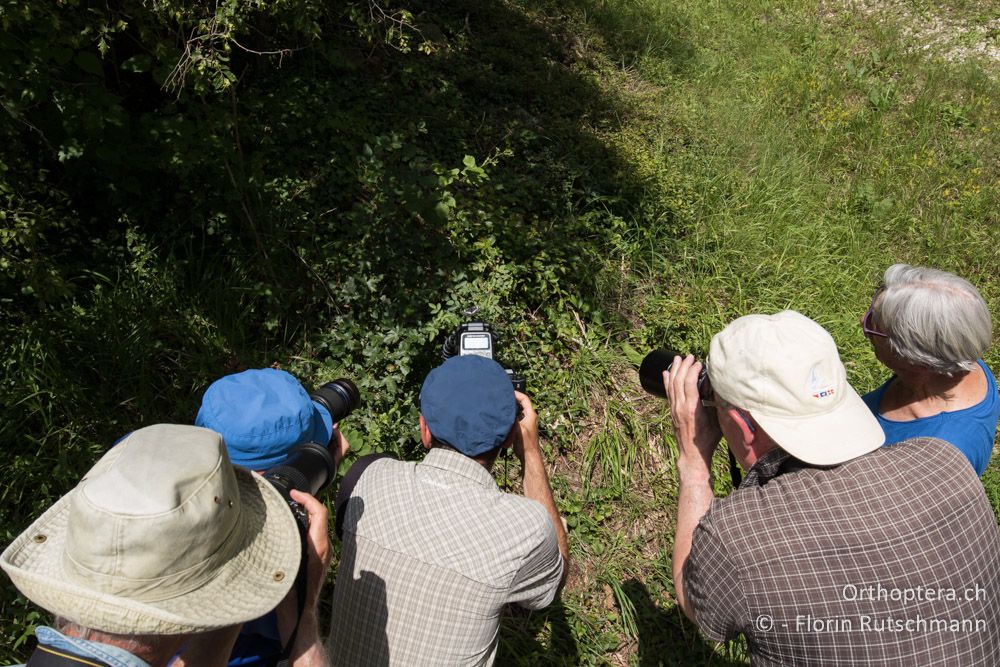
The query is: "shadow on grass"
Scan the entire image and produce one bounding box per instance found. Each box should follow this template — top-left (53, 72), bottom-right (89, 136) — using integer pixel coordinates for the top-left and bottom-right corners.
top-left (982, 464), bottom-right (1000, 518)
top-left (621, 579), bottom-right (747, 666)
top-left (497, 601), bottom-right (580, 666)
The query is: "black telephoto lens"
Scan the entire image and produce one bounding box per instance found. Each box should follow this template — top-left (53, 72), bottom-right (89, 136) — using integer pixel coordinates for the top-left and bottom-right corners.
top-left (639, 348), bottom-right (710, 400)
top-left (263, 441), bottom-right (337, 501)
top-left (639, 349), bottom-right (678, 398)
top-left (311, 378), bottom-right (360, 424)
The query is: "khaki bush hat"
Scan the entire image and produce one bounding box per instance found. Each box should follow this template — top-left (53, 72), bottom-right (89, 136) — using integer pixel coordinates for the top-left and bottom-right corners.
top-left (708, 310), bottom-right (885, 465)
top-left (0, 424), bottom-right (301, 635)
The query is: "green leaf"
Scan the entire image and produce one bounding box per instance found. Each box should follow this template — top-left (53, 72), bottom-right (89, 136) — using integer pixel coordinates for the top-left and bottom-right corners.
top-left (121, 55), bottom-right (153, 73)
top-left (75, 51), bottom-right (103, 76)
top-left (433, 200), bottom-right (451, 221)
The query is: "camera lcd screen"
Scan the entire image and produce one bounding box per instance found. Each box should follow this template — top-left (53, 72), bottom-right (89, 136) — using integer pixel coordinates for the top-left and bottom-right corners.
top-left (461, 334), bottom-right (492, 351)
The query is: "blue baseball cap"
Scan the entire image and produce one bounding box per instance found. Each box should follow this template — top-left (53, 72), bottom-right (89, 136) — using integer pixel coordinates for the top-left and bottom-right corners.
top-left (195, 368), bottom-right (334, 470)
top-left (419, 355), bottom-right (518, 457)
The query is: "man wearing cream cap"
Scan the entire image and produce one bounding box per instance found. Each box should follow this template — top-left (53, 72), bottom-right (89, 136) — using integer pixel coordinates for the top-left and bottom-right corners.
top-left (666, 310), bottom-right (999, 665)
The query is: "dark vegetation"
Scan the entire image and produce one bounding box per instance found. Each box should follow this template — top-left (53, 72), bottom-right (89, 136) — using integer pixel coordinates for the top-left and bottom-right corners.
top-left (1, 0), bottom-right (700, 660)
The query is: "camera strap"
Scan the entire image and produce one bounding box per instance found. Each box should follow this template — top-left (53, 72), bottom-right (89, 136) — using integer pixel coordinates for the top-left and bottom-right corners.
top-left (26, 645), bottom-right (111, 667)
top-left (275, 527), bottom-right (310, 667)
top-left (728, 449), bottom-right (742, 488)
top-left (500, 449), bottom-right (513, 491)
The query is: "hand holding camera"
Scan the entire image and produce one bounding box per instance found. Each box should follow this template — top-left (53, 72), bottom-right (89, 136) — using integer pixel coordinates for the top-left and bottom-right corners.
top-left (665, 354), bottom-right (722, 474)
top-left (639, 348), bottom-right (740, 487)
top-left (287, 489), bottom-right (333, 606)
top-left (511, 390), bottom-right (539, 465)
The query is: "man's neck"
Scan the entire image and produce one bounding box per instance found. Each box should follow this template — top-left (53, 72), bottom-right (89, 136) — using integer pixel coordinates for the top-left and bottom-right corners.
top-left (430, 441), bottom-right (500, 470)
top-left (58, 624), bottom-right (187, 667)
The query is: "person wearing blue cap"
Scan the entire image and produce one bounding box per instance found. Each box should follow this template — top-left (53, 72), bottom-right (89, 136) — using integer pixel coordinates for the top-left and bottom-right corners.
top-left (177, 368), bottom-right (350, 667)
top-left (328, 355), bottom-right (570, 666)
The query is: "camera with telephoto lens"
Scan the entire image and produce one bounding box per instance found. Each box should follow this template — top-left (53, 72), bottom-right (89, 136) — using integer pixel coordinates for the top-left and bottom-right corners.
top-left (639, 348), bottom-right (744, 488)
top-left (263, 378), bottom-right (360, 528)
top-left (638, 348), bottom-right (711, 400)
top-left (441, 307), bottom-right (526, 392)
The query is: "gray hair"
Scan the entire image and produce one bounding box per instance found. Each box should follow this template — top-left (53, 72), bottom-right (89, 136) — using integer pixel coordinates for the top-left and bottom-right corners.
top-left (876, 263), bottom-right (992, 374)
top-left (53, 617), bottom-right (176, 654)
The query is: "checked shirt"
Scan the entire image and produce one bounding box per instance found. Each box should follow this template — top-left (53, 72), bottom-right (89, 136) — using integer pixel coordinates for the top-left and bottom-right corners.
top-left (685, 437), bottom-right (1000, 665)
top-left (329, 448), bottom-right (563, 666)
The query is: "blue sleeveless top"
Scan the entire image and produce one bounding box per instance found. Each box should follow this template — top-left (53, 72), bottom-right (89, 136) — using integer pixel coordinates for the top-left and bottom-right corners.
top-left (862, 360), bottom-right (999, 476)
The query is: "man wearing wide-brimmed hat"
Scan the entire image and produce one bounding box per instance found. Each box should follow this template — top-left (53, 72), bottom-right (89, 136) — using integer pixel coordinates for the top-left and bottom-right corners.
top-left (666, 310), bottom-right (1000, 665)
top-left (1, 424), bottom-right (332, 666)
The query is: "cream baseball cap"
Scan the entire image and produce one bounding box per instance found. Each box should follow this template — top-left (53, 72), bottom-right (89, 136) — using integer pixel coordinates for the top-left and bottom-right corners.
top-left (1, 424), bottom-right (301, 635)
top-left (708, 310), bottom-right (884, 465)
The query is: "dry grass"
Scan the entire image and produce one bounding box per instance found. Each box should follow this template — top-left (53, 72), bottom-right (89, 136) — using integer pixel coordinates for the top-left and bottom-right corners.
top-left (828, 0), bottom-right (1000, 68)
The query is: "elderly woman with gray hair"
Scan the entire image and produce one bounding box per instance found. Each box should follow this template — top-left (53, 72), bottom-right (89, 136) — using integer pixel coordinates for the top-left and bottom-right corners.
top-left (861, 263), bottom-right (999, 475)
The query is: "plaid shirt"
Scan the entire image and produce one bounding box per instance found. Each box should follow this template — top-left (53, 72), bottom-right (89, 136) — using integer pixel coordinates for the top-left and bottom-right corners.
top-left (685, 437), bottom-right (1000, 665)
top-left (329, 449), bottom-right (563, 666)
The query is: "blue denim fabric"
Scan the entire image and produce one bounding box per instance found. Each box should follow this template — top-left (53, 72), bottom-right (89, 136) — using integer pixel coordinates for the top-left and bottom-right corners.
top-left (12, 626), bottom-right (151, 667)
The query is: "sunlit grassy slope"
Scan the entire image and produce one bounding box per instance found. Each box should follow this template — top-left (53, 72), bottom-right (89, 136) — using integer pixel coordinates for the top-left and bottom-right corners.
top-left (499, 0), bottom-right (998, 664)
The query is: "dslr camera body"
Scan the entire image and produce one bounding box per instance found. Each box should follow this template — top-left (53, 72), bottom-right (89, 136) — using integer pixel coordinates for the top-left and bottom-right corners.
top-left (442, 308), bottom-right (526, 392)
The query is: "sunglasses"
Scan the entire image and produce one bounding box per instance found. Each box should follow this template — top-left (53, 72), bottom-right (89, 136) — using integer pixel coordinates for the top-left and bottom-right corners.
top-left (701, 395), bottom-right (724, 409)
top-left (861, 286), bottom-right (889, 338)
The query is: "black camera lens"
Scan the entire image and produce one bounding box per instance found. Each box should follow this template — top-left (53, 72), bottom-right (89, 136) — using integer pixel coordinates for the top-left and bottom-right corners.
top-left (507, 370), bottom-right (527, 394)
top-left (311, 378), bottom-right (360, 424)
top-left (639, 348), bottom-right (710, 400)
top-left (263, 441), bottom-right (337, 501)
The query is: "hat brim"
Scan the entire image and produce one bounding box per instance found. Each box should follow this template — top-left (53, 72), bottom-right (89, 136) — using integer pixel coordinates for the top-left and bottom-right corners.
top-left (753, 388), bottom-right (885, 466)
top-left (1, 468), bottom-right (301, 635)
top-left (311, 400), bottom-right (334, 446)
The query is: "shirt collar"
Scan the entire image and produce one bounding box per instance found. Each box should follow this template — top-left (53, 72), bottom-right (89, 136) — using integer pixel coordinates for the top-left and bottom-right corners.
top-left (741, 448), bottom-right (792, 487)
top-left (34, 626), bottom-right (152, 667)
top-left (420, 447), bottom-right (498, 489)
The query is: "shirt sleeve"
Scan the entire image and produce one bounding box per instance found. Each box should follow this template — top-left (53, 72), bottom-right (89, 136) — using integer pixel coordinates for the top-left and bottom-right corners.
top-left (683, 512), bottom-right (744, 642)
top-left (507, 512), bottom-right (564, 610)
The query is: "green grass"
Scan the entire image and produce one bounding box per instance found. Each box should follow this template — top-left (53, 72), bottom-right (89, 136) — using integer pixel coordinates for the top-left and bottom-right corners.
top-left (3, 0), bottom-right (999, 663)
top-left (492, 0), bottom-right (999, 664)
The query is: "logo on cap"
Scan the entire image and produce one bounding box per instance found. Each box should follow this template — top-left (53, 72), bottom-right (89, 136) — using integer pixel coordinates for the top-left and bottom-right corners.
top-left (808, 367), bottom-right (836, 400)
